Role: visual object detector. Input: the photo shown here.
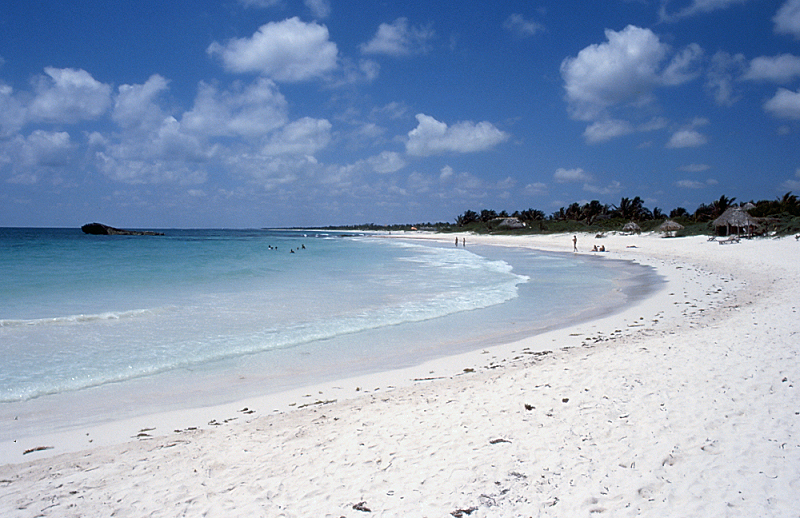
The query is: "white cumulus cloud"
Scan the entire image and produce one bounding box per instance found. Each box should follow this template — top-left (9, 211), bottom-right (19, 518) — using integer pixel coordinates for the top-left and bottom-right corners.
top-left (504, 14), bottom-right (544, 38)
top-left (583, 119), bottom-right (635, 143)
top-left (743, 54), bottom-right (800, 82)
top-left (113, 75), bottom-right (170, 131)
top-left (782, 168), bottom-right (800, 190)
top-left (360, 18), bottom-right (434, 56)
top-left (660, 0), bottom-right (749, 22)
top-left (28, 67), bottom-right (112, 124)
top-left (405, 114), bottom-right (509, 156)
top-left (0, 84), bottom-right (27, 137)
top-left (764, 87), bottom-right (800, 119)
top-left (706, 51), bottom-right (747, 106)
top-left (679, 163), bottom-right (711, 172)
top-left (676, 179), bottom-right (707, 189)
top-left (367, 151), bottom-right (406, 174)
top-left (182, 78), bottom-right (289, 138)
top-left (560, 25), bottom-right (701, 121)
top-left (774, 0), bottom-right (800, 38)
top-left (554, 167), bottom-right (593, 183)
top-left (207, 17), bottom-right (338, 82)
top-left (305, 0), bottom-right (331, 19)
top-left (666, 129), bottom-right (708, 148)
top-left (261, 117), bottom-right (332, 156)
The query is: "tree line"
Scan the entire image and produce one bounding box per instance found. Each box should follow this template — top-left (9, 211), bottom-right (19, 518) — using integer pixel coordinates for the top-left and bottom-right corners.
top-left (456, 193), bottom-right (800, 226)
top-left (326, 192), bottom-right (800, 235)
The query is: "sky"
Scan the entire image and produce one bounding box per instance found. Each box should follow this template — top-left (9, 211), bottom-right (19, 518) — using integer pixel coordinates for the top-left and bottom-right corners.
top-left (2, 0), bottom-right (800, 228)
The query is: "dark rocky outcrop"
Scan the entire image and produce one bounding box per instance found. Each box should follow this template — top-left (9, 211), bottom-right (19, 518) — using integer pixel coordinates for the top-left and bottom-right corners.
top-left (81, 223), bottom-right (164, 236)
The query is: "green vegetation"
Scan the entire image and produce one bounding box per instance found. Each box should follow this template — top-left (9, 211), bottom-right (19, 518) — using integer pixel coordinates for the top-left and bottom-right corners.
top-left (327, 192), bottom-right (800, 237)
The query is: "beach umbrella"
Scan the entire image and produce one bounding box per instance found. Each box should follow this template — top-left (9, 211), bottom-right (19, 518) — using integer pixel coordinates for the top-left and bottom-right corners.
top-left (658, 220), bottom-right (684, 233)
top-left (712, 207), bottom-right (758, 237)
top-left (622, 221), bottom-right (641, 234)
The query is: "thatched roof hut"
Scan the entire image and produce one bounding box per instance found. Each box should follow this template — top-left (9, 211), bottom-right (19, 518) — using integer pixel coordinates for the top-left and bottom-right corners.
top-left (622, 221), bottom-right (641, 234)
top-left (658, 220), bottom-right (684, 232)
top-left (658, 220), bottom-right (684, 237)
top-left (493, 217), bottom-right (526, 229)
top-left (712, 207), bottom-right (758, 236)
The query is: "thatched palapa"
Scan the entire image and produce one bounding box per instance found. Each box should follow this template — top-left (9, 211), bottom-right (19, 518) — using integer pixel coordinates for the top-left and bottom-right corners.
top-left (658, 220), bottom-right (684, 237)
top-left (658, 220), bottom-right (684, 232)
top-left (622, 221), bottom-right (641, 234)
top-left (712, 207), bottom-right (758, 237)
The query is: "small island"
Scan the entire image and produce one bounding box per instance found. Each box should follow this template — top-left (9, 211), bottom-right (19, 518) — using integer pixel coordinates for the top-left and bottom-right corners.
top-left (81, 223), bottom-right (164, 236)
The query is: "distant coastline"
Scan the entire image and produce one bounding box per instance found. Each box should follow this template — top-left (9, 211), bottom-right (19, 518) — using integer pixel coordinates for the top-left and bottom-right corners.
top-left (81, 223), bottom-right (164, 236)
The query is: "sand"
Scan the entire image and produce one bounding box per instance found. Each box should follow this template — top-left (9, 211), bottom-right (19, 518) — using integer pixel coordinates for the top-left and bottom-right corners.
top-left (1, 232), bottom-right (798, 517)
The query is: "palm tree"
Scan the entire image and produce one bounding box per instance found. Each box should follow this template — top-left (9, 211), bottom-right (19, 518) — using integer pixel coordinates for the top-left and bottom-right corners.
top-left (581, 200), bottom-right (606, 224)
top-left (456, 210), bottom-right (479, 226)
top-left (614, 196), bottom-right (646, 221)
top-left (670, 207), bottom-right (689, 219)
top-left (565, 202), bottom-right (582, 221)
top-left (711, 195), bottom-right (736, 219)
top-left (516, 208), bottom-right (545, 221)
top-left (479, 209), bottom-right (498, 223)
top-left (778, 191), bottom-right (799, 215)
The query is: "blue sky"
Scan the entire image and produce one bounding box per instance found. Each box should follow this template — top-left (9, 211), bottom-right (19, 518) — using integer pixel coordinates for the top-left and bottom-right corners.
top-left (2, 0), bottom-right (800, 227)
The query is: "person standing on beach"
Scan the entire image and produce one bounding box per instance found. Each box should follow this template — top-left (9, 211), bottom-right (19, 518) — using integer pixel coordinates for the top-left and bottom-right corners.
top-left (456, 237), bottom-right (459, 247)
top-left (573, 235), bottom-right (577, 252)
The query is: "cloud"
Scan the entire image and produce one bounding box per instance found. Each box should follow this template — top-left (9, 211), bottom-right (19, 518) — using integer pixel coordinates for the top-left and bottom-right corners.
top-left (260, 117), bottom-right (332, 156)
top-left (94, 115), bottom-right (211, 185)
top-left (113, 75), bottom-right (170, 131)
top-left (782, 168), bottom-right (800, 190)
top-left (439, 165), bottom-right (454, 181)
top-left (360, 18), bottom-right (434, 56)
top-left (367, 151), bottom-right (406, 174)
top-left (2, 130), bottom-right (75, 184)
top-left (523, 182), bottom-right (547, 195)
top-left (504, 14), bottom-right (544, 38)
top-left (182, 78), bottom-right (288, 138)
top-left (405, 114), bottom-right (509, 156)
top-left (742, 54), bottom-right (800, 83)
top-left (28, 67), bottom-right (112, 124)
top-left (238, 0), bottom-right (280, 7)
top-left (678, 163), bottom-right (711, 172)
top-left (0, 84), bottom-right (27, 137)
top-left (774, 0), bottom-right (800, 38)
top-left (305, 0), bottom-right (331, 19)
top-left (207, 17), bottom-right (338, 82)
top-left (554, 167), bottom-right (592, 183)
top-left (764, 87), bottom-right (800, 119)
top-left (676, 179), bottom-right (707, 188)
top-left (659, 0), bottom-right (749, 22)
top-left (584, 179), bottom-right (622, 195)
top-left (666, 129), bottom-right (708, 148)
top-left (560, 25), bottom-right (701, 121)
top-left (661, 44), bottom-right (704, 85)
top-left (706, 51), bottom-right (746, 106)
top-left (583, 119), bottom-right (635, 143)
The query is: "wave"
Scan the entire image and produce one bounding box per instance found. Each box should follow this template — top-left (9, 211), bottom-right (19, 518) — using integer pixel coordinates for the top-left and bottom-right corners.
top-left (0, 267), bottom-right (526, 403)
top-left (0, 307), bottom-right (169, 328)
top-left (1, 238), bottom-right (531, 403)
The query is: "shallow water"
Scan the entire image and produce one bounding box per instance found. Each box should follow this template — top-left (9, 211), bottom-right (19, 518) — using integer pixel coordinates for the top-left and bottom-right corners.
top-left (0, 228), bottom-right (660, 438)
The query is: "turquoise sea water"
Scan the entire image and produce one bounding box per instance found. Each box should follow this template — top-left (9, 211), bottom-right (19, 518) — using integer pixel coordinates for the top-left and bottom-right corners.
top-left (0, 228), bottom-right (658, 437)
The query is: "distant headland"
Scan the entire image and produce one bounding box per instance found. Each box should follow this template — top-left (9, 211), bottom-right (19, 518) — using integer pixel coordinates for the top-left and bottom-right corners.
top-left (81, 223), bottom-right (164, 236)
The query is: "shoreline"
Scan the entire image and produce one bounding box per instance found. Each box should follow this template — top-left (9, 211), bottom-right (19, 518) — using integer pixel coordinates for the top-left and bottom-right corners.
top-left (2, 232), bottom-right (798, 517)
top-left (0, 234), bottom-right (654, 455)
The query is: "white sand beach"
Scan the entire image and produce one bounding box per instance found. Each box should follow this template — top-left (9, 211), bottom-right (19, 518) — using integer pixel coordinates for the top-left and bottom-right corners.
top-left (1, 232), bottom-right (799, 517)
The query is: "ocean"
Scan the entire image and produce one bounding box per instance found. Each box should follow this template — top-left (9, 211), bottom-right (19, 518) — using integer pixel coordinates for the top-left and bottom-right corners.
top-left (0, 228), bottom-right (658, 438)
